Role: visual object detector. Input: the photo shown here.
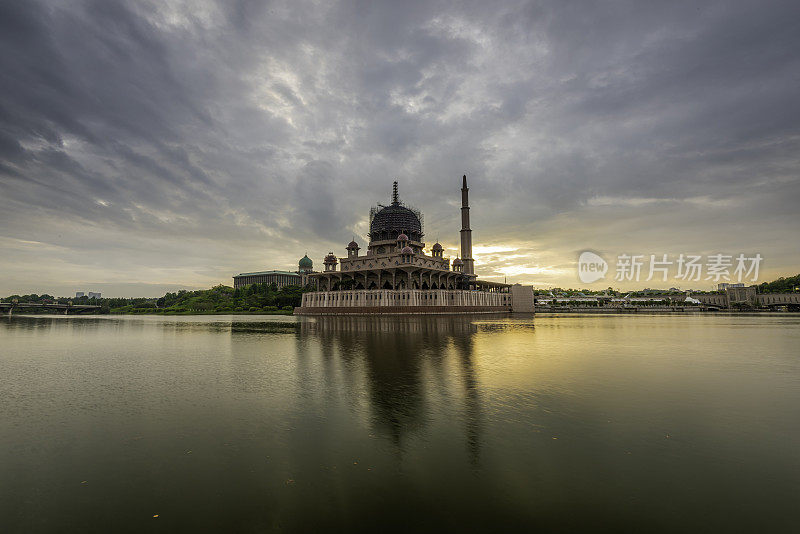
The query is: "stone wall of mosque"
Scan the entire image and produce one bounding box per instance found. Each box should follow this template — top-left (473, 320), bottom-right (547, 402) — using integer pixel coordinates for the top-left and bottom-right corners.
top-left (339, 251), bottom-right (450, 272)
top-left (296, 289), bottom-right (510, 314)
top-left (510, 284), bottom-right (535, 313)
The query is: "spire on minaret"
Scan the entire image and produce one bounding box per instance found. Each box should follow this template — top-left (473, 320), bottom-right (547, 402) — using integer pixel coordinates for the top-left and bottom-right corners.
top-left (462, 174), bottom-right (468, 189)
top-left (392, 181), bottom-right (399, 204)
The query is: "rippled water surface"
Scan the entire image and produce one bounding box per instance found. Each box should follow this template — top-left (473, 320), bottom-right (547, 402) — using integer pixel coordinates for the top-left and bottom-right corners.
top-left (1, 313), bottom-right (799, 532)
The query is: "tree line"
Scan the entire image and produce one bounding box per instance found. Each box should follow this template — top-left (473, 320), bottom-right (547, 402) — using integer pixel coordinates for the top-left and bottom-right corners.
top-left (2, 283), bottom-right (313, 314)
top-left (757, 274), bottom-right (800, 294)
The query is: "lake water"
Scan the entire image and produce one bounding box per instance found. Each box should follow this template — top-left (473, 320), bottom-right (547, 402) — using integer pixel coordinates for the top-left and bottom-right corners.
top-left (1, 313), bottom-right (799, 533)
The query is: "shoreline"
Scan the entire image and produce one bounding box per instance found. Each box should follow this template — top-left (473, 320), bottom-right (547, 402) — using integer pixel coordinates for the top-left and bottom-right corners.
top-left (108, 310), bottom-right (294, 315)
top-left (4, 310), bottom-right (798, 318)
top-left (2, 310), bottom-right (295, 317)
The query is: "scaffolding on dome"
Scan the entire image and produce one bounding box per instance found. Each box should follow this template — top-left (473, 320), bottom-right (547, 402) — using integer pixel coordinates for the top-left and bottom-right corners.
top-left (368, 203), bottom-right (424, 240)
top-left (368, 180), bottom-right (424, 241)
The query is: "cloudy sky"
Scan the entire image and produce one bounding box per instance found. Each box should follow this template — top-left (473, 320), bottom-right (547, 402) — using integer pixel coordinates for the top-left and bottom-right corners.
top-left (1, 0), bottom-right (798, 296)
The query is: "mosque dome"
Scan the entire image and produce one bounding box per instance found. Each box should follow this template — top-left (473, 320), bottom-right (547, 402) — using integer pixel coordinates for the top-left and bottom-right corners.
top-left (432, 242), bottom-right (443, 251)
top-left (396, 233), bottom-right (408, 241)
top-left (401, 246), bottom-right (414, 254)
top-left (299, 255), bottom-right (313, 269)
top-left (452, 257), bottom-right (463, 265)
top-left (323, 252), bottom-right (337, 264)
top-left (347, 240), bottom-right (359, 249)
top-left (369, 204), bottom-right (422, 242)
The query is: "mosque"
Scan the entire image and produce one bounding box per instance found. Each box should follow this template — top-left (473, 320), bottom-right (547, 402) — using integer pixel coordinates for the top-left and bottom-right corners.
top-left (293, 175), bottom-right (534, 314)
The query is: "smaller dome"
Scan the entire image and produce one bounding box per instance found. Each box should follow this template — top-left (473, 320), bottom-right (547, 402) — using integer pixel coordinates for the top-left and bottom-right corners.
top-left (401, 246), bottom-right (414, 254)
top-left (299, 255), bottom-right (313, 268)
top-left (397, 233), bottom-right (409, 241)
top-left (324, 252), bottom-right (337, 263)
top-left (452, 257), bottom-right (463, 265)
top-left (347, 240), bottom-right (359, 249)
top-left (432, 243), bottom-right (443, 251)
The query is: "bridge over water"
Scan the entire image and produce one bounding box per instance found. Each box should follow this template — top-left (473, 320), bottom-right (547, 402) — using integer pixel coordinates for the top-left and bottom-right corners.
top-left (1, 302), bottom-right (101, 316)
top-left (692, 290), bottom-right (800, 309)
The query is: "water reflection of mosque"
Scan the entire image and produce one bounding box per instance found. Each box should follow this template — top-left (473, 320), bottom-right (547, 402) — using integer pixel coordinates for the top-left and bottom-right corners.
top-left (299, 316), bottom-right (484, 465)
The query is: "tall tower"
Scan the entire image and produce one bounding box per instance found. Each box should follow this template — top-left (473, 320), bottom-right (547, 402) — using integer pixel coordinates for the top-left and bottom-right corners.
top-left (460, 174), bottom-right (474, 275)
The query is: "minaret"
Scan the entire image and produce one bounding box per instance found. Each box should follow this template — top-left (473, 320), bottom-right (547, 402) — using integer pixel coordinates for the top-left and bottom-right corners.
top-left (460, 174), bottom-right (474, 275)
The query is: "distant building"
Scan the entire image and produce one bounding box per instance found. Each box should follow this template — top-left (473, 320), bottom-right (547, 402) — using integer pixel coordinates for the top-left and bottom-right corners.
top-left (718, 282), bottom-right (745, 291)
top-left (232, 256), bottom-right (315, 289)
top-left (726, 286), bottom-right (756, 306)
top-left (88, 292), bottom-right (101, 299)
top-left (233, 270), bottom-right (300, 289)
top-left (690, 286), bottom-right (800, 308)
top-left (75, 292), bottom-right (85, 298)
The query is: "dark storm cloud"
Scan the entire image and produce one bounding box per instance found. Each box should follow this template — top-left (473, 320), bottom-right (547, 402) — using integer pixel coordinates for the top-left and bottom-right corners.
top-left (1, 0), bottom-right (798, 295)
